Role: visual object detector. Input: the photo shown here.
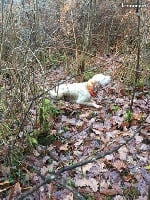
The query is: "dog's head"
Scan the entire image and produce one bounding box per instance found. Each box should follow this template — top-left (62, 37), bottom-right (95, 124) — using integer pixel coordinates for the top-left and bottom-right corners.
top-left (91, 74), bottom-right (111, 87)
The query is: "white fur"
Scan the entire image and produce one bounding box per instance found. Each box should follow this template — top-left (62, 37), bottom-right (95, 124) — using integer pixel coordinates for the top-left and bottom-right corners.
top-left (49, 74), bottom-right (111, 108)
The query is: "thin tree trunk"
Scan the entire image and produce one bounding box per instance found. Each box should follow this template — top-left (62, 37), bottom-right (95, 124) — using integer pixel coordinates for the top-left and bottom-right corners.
top-left (130, 0), bottom-right (141, 111)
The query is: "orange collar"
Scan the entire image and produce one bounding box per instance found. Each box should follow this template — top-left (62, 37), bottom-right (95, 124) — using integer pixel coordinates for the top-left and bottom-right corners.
top-left (86, 79), bottom-right (96, 97)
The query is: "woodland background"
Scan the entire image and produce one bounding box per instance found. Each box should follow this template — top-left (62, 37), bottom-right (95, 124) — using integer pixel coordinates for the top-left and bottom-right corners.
top-left (0, 0), bottom-right (150, 199)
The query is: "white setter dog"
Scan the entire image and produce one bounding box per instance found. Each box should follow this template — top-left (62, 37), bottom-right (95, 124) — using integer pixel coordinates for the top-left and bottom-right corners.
top-left (49, 74), bottom-right (111, 108)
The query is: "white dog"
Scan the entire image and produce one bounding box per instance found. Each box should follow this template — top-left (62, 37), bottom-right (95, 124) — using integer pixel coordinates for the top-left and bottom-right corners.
top-left (49, 74), bottom-right (111, 108)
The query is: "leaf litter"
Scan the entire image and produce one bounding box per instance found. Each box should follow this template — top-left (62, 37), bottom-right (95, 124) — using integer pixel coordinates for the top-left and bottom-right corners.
top-left (0, 57), bottom-right (150, 200)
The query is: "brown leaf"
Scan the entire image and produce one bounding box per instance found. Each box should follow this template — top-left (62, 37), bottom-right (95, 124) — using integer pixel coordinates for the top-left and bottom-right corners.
top-left (118, 146), bottom-right (128, 160)
top-left (61, 115), bottom-right (76, 125)
top-left (112, 116), bottom-right (124, 126)
top-left (8, 182), bottom-right (21, 200)
top-left (123, 174), bottom-right (134, 182)
top-left (59, 143), bottom-right (68, 151)
top-left (0, 180), bottom-right (10, 186)
top-left (135, 135), bottom-right (143, 144)
top-left (113, 160), bottom-right (127, 170)
top-left (104, 119), bottom-right (112, 130)
top-left (75, 177), bottom-right (99, 192)
top-left (0, 165), bottom-right (10, 177)
top-left (64, 192), bottom-right (73, 200)
top-left (133, 113), bottom-right (143, 120)
top-left (14, 182), bottom-right (21, 194)
top-left (41, 166), bottom-right (48, 176)
top-left (0, 186), bottom-right (12, 193)
top-left (93, 123), bottom-right (104, 131)
top-left (47, 182), bottom-right (54, 196)
top-left (74, 139), bottom-right (83, 148)
top-left (82, 163), bottom-right (94, 174)
top-left (100, 188), bottom-right (121, 196)
top-left (146, 115), bottom-right (150, 123)
top-left (76, 120), bottom-right (85, 128)
top-left (79, 112), bottom-right (91, 119)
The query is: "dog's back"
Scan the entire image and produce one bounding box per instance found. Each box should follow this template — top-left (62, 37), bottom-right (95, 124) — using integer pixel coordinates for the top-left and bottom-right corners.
top-left (49, 82), bottom-right (88, 99)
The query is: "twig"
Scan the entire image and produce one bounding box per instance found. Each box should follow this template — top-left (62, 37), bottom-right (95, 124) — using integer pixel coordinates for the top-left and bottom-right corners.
top-left (55, 178), bottom-right (86, 200)
top-left (10, 100), bottom-right (34, 150)
top-left (17, 174), bottom-right (56, 200)
top-left (16, 125), bottom-right (143, 200)
top-left (57, 126), bottom-right (143, 174)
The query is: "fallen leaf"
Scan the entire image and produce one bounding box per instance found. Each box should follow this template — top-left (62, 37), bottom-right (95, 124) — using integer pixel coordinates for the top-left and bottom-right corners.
top-left (144, 165), bottom-right (150, 170)
top-left (135, 135), bottom-right (143, 144)
top-left (100, 187), bottom-right (122, 196)
top-left (93, 123), bottom-right (104, 131)
top-left (0, 186), bottom-right (12, 193)
top-left (92, 129), bottom-right (103, 136)
top-left (79, 112), bottom-right (91, 119)
top-left (61, 115), bottom-right (76, 125)
top-left (14, 182), bottom-right (21, 194)
top-left (7, 182), bottom-right (21, 200)
top-left (114, 195), bottom-right (124, 200)
top-left (118, 146), bottom-right (128, 160)
top-left (140, 144), bottom-right (148, 151)
top-left (65, 192), bottom-right (73, 200)
top-left (43, 155), bottom-right (51, 164)
top-left (145, 115), bottom-right (150, 123)
top-left (105, 154), bottom-right (114, 161)
top-left (82, 163), bottom-right (94, 174)
top-left (133, 113), bottom-right (143, 120)
top-left (112, 116), bottom-right (124, 126)
top-left (41, 166), bottom-right (48, 176)
top-left (136, 196), bottom-right (147, 200)
top-left (74, 150), bottom-right (82, 157)
top-left (0, 165), bottom-right (10, 177)
top-left (113, 160), bottom-right (127, 170)
top-left (104, 119), bottom-right (112, 130)
top-left (76, 121), bottom-right (85, 128)
top-left (74, 139), bottom-right (83, 148)
top-left (0, 180), bottom-right (10, 186)
top-left (96, 161), bottom-right (106, 172)
top-left (47, 182), bottom-right (54, 196)
top-left (59, 143), bottom-right (68, 151)
top-left (123, 174), bottom-right (134, 182)
top-left (75, 177), bottom-right (99, 192)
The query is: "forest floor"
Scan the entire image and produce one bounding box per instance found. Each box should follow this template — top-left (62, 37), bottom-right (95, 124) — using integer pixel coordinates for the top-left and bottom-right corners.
top-left (0, 54), bottom-right (150, 200)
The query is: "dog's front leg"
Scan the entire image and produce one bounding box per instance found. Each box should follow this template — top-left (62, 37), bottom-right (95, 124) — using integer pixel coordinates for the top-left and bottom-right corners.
top-left (83, 101), bottom-right (100, 108)
top-left (77, 99), bottom-right (100, 108)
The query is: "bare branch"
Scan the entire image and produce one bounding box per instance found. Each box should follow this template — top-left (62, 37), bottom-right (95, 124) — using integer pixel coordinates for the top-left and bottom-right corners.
top-left (16, 125), bottom-right (144, 200)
